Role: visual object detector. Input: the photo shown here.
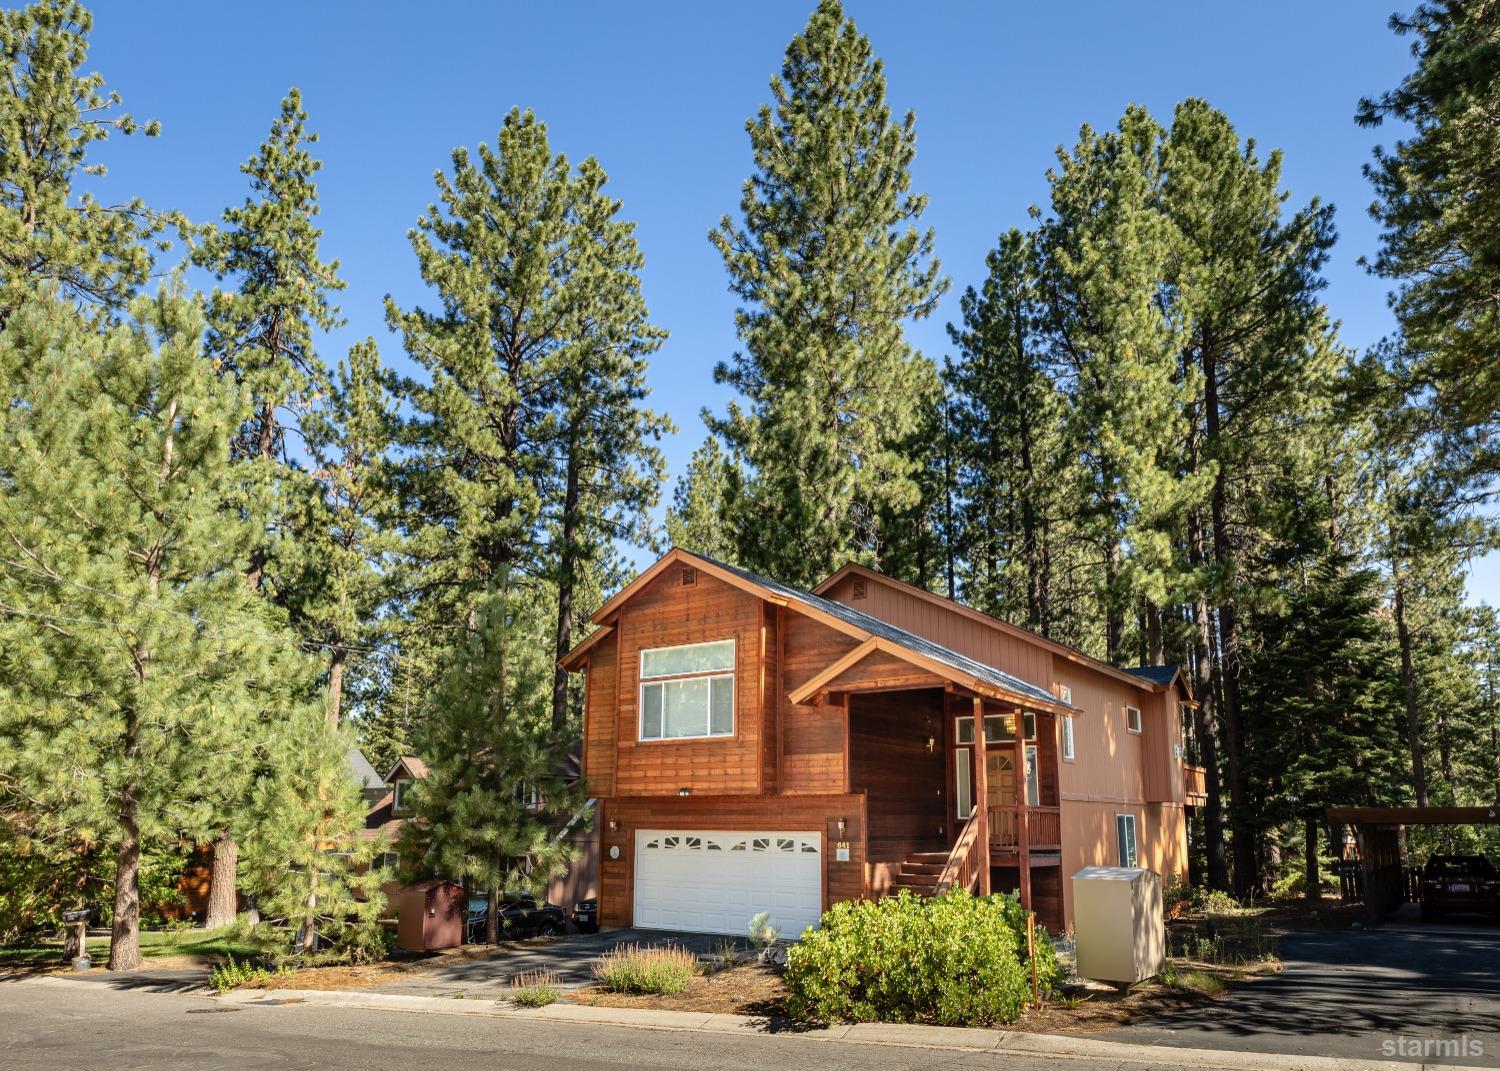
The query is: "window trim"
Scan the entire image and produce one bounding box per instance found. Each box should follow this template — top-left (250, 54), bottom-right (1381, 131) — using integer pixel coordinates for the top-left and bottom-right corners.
top-left (1116, 812), bottom-right (1138, 868)
top-left (1061, 715), bottom-right (1075, 762)
top-left (1126, 704), bottom-right (1143, 734)
top-left (392, 779), bottom-right (409, 814)
top-left (955, 747), bottom-right (972, 819)
top-left (637, 638), bottom-right (737, 742)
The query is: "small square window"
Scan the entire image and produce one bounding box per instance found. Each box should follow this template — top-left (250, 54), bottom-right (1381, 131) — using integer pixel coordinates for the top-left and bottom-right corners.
top-left (1126, 705), bottom-right (1143, 733)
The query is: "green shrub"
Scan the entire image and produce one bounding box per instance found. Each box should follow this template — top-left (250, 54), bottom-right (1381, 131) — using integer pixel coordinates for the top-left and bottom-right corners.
top-left (591, 943), bottom-right (696, 994)
top-left (511, 969), bottom-right (562, 1006)
top-left (207, 954), bottom-right (291, 994)
top-left (784, 889), bottom-right (1054, 1026)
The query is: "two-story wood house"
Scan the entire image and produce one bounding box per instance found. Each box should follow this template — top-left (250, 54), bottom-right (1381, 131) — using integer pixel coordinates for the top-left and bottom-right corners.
top-left (560, 549), bottom-right (1204, 936)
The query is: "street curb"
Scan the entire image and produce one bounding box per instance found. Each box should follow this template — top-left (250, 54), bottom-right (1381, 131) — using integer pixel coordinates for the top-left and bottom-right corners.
top-left (215, 983), bottom-right (1467, 1071)
top-left (16, 975), bottom-right (1472, 1071)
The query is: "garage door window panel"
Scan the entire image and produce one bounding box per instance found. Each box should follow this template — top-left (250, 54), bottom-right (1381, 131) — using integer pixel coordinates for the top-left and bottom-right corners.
top-left (639, 639), bottom-right (735, 740)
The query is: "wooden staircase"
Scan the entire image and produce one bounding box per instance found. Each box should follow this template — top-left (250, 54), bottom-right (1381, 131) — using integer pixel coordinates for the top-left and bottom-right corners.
top-left (886, 807), bottom-right (988, 898)
top-left (886, 852), bottom-right (951, 896)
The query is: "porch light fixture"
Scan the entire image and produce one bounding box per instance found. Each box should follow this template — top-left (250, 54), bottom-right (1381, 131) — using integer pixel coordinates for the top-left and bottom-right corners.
top-left (836, 817), bottom-right (847, 839)
top-left (608, 818), bottom-right (619, 833)
top-left (926, 736), bottom-right (935, 753)
top-left (677, 787), bottom-right (691, 796)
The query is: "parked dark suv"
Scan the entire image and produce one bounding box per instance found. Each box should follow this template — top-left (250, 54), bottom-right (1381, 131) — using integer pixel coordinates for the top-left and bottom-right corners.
top-left (1420, 854), bottom-right (1500, 921)
top-left (465, 895), bottom-right (567, 943)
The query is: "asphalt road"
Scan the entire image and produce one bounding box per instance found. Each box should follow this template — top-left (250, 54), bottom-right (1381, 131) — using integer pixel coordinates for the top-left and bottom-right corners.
top-left (1086, 920), bottom-right (1500, 1068)
top-left (1, 980), bottom-right (1220, 1071)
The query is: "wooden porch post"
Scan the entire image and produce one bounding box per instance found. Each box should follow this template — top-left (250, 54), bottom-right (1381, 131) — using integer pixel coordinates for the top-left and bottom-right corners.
top-left (971, 696), bottom-right (991, 894)
top-left (1014, 707), bottom-right (1031, 911)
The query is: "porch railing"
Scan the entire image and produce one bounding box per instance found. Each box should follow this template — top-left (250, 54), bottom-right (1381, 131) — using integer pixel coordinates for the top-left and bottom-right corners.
top-left (988, 804), bottom-right (1061, 851)
top-left (935, 807), bottom-right (984, 894)
top-left (1183, 764), bottom-right (1207, 802)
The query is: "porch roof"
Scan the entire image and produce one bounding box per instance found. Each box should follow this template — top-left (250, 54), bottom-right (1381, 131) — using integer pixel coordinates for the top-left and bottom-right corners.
top-left (568, 548), bottom-right (1076, 715)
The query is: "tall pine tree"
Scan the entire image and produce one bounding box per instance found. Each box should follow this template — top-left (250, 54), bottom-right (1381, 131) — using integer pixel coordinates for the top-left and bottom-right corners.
top-left (0, 293), bottom-right (312, 969)
top-left (0, 0), bottom-right (172, 325)
top-left (707, 0), bottom-right (947, 587)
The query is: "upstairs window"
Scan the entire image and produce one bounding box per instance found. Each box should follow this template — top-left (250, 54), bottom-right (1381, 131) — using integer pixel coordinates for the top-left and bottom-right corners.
top-left (1126, 705), bottom-right (1143, 734)
top-left (639, 639), bottom-right (735, 741)
top-left (393, 779), bottom-right (410, 814)
top-left (1062, 715), bottom-right (1075, 761)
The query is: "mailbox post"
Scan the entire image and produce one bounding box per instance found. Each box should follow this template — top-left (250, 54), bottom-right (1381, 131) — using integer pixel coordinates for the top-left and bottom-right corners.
top-left (61, 908), bottom-right (90, 971)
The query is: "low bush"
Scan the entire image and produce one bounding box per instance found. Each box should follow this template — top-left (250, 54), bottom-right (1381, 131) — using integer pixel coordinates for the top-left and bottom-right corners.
top-left (511, 969), bottom-right (562, 1006)
top-left (784, 889), bottom-right (1056, 1026)
top-left (207, 954), bottom-right (292, 994)
top-left (591, 943), bottom-right (697, 994)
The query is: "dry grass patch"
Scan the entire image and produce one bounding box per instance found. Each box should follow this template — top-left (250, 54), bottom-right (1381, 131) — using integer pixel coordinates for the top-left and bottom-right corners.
top-left (511, 969), bottom-right (563, 1007)
top-left (591, 943), bottom-right (697, 995)
top-left (572, 958), bottom-right (787, 1015)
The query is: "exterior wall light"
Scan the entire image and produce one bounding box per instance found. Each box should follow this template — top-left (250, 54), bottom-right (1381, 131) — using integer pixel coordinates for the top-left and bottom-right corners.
top-left (677, 787), bottom-right (691, 796)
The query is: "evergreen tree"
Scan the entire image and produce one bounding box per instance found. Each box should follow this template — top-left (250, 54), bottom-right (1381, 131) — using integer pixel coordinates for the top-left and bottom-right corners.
top-left (194, 88), bottom-right (345, 477)
top-left (1241, 550), bottom-right (1407, 900)
top-left (665, 436), bottom-right (739, 561)
top-left (397, 578), bottom-right (585, 944)
top-left (545, 156), bottom-right (671, 734)
top-left (708, 0), bottom-right (947, 587)
top-left (0, 0), bottom-right (172, 324)
top-left (294, 339), bottom-right (401, 727)
top-left (0, 293), bottom-right (311, 970)
top-left (1035, 107), bottom-right (1202, 664)
top-left (1360, 1), bottom-right (1500, 489)
top-left (945, 228), bottom-right (1081, 638)
top-left (241, 709), bottom-right (388, 959)
top-left (192, 87), bottom-right (345, 928)
top-left (1159, 98), bottom-right (1341, 894)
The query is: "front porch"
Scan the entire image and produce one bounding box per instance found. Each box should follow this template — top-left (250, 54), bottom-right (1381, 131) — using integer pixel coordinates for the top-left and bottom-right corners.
top-left (803, 678), bottom-right (1068, 928)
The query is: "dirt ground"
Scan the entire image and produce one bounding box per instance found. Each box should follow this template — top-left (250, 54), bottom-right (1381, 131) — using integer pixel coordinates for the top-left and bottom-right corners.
top-left (565, 954), bottom-right (1281, 1028)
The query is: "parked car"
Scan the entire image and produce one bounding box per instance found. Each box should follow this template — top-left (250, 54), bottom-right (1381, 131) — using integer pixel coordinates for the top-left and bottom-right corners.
top-left (1420, 855), bottom-right (1500, 920)
top-left (464, 894), bottom-right (567, 943)
top-left (573, 897), bottom-right (599, 934)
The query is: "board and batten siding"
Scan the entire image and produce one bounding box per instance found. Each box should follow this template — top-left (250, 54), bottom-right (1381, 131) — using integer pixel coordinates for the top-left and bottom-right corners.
top-left (609, 568), bottom-right (766, 797)
top-left (820, 573), bottom-right (1052, 684)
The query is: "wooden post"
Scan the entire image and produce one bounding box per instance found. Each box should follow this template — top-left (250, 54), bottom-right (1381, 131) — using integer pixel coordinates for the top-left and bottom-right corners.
top-left (1014, 708), bottom-right (1031, 911)
top-left (971, 696), bottom-right (991, 894)
top-left (1026, 911), bottom-right (1039, 1004)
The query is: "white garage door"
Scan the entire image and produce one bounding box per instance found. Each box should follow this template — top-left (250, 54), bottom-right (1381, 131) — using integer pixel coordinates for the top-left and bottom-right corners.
top-left (633, 829), bottom-right (823, 937)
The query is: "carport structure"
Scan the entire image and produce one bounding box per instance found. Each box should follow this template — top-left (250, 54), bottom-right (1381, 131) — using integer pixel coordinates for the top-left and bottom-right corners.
top-left (1328, 805), bottom-right (1500, 921)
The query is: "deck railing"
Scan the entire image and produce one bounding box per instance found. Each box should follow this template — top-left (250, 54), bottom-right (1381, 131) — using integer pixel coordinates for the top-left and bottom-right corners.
top-left (935, 807), bottom-right (985, 894)
top-left (1184, 764), bottom-right (1207, 801)
top-left (988, 804), bottom-right (1061, 851)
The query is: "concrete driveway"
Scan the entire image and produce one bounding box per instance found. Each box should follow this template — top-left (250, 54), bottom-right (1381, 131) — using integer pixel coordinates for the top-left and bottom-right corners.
top-left (375, 929), bottom-right (742, 998)
top-left (1083, 916), bottom-right (1500, 1067)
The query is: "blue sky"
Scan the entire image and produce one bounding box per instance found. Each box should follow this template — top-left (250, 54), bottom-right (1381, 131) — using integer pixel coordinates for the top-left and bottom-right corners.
top-left (84, 1), bottom-right (1497, 604)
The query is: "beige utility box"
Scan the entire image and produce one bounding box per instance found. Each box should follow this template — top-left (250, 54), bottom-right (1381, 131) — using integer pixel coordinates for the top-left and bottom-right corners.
top-left (1071, 866), bottom-right (1164, 985)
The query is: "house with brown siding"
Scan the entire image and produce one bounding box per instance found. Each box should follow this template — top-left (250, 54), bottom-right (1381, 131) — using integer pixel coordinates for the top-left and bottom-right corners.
top-left (560, 549), bottom-right (1204, 935)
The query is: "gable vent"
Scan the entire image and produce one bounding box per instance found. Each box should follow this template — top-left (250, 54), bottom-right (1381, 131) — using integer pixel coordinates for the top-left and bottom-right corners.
top-left (851, 578), bottom-right (868, 600)
top-left (681, 566), bottom-right (697, 587)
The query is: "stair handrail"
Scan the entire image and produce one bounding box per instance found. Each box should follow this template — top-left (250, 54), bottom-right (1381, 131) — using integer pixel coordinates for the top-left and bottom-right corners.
top-left (934, 807), bottom-right (982, 894)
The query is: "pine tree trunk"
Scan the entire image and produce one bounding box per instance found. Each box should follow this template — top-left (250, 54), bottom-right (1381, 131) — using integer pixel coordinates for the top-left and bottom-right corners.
top-left (552, 436), bottom-right (582, 735)
top-left (1393, 580), bottom-right (1429, 807)
top-left (1189, 517), bottom-right (1229, 891)
top-left (327, 646), bottom-right (347, 728)
top-left (485, 887), bottom-right (500, 945)
top-left (1304, 818), bottom-right (1319, 903)
top-left (1202, 346), bottom-right (1252, 897)
top-left (1146, 602), bottom-right (1164, 666)
top-left (205, 837), bottom-right (238, 929)
top-left (1104, 535), bottom-right (1124, 663)
top-left (108, 795), bottom-right (142, 972)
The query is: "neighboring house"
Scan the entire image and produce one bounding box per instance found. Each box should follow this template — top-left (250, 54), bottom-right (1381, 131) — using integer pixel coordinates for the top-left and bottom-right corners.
top-left (346, 747), bottom-right (388, 808)
top-left (559, 549), bottom-right (1205, 936)
top-left (362, 752), bottom-right (599, 913)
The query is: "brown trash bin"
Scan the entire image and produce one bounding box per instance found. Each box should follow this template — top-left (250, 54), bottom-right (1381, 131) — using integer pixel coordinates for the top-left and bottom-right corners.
top-left (397, 880), bottom-right (465, 952)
